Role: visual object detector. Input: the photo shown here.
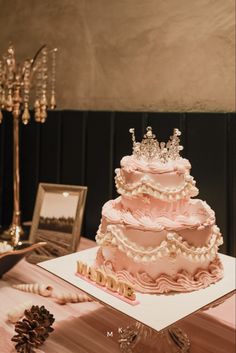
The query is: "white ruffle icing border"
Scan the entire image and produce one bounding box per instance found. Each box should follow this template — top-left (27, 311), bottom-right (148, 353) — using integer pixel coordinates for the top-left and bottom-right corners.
top-left (115, 169), bottom-right (199, 201)
top-left (102, 198), bottom-right (215, 232)
top-left (97, 249), bottom-right (223, 294)
top-left (96, 224), bottom-right (223, 264)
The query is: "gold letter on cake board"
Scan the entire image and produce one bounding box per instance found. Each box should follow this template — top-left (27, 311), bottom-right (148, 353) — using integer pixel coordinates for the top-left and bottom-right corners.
top-left (96, 269), bottom-right (106, 286)
top-left (106, 274), bottom-right (119, 292)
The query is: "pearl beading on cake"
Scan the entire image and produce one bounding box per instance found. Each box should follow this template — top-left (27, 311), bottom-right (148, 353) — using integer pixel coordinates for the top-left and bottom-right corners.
top-left (115, 169), bottom-right (198, 200)
top-left (96, 224), bottom-right (223, 264)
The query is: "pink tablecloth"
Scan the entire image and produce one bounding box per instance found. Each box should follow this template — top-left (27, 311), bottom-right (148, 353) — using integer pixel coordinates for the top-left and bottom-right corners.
top-left (0, 237), bottom-right (235, 353)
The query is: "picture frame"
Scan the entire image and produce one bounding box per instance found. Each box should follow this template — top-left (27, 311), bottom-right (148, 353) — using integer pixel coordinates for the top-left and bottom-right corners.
top-left (28, 183), bottom-right (87, 262)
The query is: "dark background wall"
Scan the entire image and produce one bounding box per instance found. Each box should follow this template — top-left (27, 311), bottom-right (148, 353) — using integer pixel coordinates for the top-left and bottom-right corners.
top-left (0, 111), bottom-right (235, 256)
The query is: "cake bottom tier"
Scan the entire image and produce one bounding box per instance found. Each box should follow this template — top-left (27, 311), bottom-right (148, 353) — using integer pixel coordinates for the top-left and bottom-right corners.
top-left (96, 247), bottom-right (223, 294)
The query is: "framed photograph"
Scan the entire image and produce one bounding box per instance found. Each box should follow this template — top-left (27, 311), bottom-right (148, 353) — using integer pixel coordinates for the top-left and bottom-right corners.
top-left (28, 183), bottom-right (87, 263)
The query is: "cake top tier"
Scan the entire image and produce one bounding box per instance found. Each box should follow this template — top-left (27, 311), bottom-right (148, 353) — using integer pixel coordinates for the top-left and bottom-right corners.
top-left (115, 126), bottom-right (198, 200)
top-left (129, 126), bottom-right (183, 163)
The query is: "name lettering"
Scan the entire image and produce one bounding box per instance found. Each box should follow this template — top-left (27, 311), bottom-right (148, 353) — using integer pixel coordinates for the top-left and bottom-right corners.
top-left (76, 260), bottom-right (136, 301)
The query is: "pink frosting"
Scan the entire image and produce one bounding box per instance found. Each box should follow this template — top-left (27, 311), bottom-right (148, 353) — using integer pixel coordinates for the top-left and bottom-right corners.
top-left (119, 169), bottom-right (186, 189)
top-left (101, 197), bottom-right (215, 232)
top-left (115, 259), bottom-right (223, 294)
top-left (95, 140), bottom-right (223, 295)
top-left (120, 155), bottom-right (191, 174)
top-left (97, 248), bottom-right (223, 294)
top-left (115, 154), bottom-right (199, 202)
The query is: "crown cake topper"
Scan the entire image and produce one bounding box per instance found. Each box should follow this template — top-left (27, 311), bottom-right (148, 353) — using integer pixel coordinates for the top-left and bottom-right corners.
top-left (129, 126), bottom-right (183, 162)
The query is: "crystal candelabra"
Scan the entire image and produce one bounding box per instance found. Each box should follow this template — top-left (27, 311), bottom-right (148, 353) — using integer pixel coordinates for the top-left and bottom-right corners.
top-left (0, 44), bottom-right (57, 246)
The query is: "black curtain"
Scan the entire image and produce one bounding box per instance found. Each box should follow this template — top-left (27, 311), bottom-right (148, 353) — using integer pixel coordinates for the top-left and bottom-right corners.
top-left (0, 111), bottom-right (235, 256)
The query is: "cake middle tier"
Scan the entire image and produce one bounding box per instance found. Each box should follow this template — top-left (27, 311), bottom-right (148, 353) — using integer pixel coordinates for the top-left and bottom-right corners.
top-left (99, 196), bottom-right (215, 237)
top-left (96, 206), bottom-right (223, 294)
top-left (96, 196), bottom-right (222, 262)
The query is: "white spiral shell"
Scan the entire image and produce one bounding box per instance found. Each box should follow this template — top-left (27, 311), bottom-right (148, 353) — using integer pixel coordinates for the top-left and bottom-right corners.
top-left (54, 292), bottom-right (93, 305)
top-left (12, 283), bottom-right (53, 297)
top-left (7, 301), bottom-right (33, 323)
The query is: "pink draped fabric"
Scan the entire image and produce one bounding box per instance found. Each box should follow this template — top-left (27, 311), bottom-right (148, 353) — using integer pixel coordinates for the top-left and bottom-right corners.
top-left (0, 238), bottom-right (235, 353)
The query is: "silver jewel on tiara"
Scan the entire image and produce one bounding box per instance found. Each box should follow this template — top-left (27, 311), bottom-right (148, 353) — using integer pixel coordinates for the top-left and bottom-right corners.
top-left (129, 126), bottom-right (183, 162)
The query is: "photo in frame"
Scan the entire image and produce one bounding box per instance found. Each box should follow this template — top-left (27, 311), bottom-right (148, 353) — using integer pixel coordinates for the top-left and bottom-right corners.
top-left (27, 183), bottom-right (87, 263)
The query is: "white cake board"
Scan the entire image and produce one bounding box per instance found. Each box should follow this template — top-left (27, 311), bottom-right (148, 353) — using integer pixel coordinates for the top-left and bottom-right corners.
top-left (38, 248), bottom-right (236, 332)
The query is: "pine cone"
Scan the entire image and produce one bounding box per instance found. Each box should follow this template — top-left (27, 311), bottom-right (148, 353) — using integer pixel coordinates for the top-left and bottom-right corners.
top-left (11, 305), bottom-right (55, 353)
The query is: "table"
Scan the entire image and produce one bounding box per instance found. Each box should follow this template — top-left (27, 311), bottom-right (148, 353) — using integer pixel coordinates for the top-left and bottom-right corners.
top-left (39, 247), bottom-right (236, 333)
top-left (0, 237), bottom-right (235, 353)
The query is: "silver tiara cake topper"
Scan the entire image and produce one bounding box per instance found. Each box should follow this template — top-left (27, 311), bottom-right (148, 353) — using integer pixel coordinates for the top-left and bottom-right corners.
top-left (129, 126), bottom-right (183, 162)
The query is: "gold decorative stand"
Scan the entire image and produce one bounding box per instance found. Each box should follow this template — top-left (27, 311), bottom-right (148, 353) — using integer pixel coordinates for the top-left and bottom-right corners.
top-left (118, 322), bottom-right (190, 353)
top-left (117, 290), bottom-right (235, 353)
top-left (0, 45), bottom-right (57, 246)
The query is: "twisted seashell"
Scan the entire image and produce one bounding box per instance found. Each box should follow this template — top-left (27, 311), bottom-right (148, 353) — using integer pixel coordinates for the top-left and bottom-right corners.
top-left (54, 292), bottom-right (93, 305)
top-left (12, 283), bottom-right (53, 297)
top-left (7, 301), bottom-right (33, 323)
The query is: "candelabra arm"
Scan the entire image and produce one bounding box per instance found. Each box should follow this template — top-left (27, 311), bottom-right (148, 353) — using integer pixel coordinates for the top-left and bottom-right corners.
top-left (29, 44), bottom-right (47, 81)
top-left (32, 44), bottom-right (47, 64)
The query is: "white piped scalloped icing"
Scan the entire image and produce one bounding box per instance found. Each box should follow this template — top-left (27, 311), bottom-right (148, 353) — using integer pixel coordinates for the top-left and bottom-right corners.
top-left (96, 248), bottom-right (223, 294)
top-left (95, 127), bottom-right (224, 294)
top-left (115, 158), bottom-right (198, 202)
top-left (96, 224), bottom-right (223, 263)
top-left (100, 197), bottom-right (215, 233)
top-left (95, 195), bottom-right (223, 293)
top-left (115, 156), bottom-right (199, 201)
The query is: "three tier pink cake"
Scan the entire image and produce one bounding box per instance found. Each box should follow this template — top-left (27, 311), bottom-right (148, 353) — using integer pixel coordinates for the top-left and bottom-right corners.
top-left (95, 127), bottom-right (223, 294)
